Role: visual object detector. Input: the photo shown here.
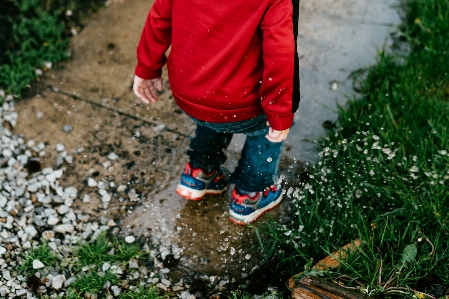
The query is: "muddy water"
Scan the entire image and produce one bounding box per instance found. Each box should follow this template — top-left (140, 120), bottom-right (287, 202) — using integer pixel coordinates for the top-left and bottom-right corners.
top-left (123, 0), bottom-right (402, 278)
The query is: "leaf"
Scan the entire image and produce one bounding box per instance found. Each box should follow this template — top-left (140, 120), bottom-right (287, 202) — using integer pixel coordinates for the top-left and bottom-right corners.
top-left (400, 244), bottom-right (417, 265)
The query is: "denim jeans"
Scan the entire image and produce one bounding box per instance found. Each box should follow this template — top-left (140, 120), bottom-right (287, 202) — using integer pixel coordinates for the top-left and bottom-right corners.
top-left (187, 115), bottom-right (284, 192)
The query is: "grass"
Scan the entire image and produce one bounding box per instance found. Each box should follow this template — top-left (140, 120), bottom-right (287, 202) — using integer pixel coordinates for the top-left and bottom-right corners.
top-left (259, 0), bottom-right (449, 297)
top-left (19, 241), bottom-right (58, 275)
top-left (75, 231), bottom-right (142, 268)
top-left (21, 231), bottom-right (165, 299)
top-left (66, 271), bottom-right (120, 298)
top-left (120, 286), bottom-right (167, 299)
top-left (0, 0), bottom-right (104, 98)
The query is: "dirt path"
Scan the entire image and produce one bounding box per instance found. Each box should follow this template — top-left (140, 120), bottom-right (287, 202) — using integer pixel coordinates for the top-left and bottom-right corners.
top-left (14, 0), bottom-right (400, 280)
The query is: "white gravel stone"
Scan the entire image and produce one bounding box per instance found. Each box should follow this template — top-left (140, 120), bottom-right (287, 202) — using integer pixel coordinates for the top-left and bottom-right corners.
top-left (107, 152), bottom-right (119, 160)
top-left (54, 224), bottom-right (74, 234)
top-left (47, 215), bottom-right (59, 225)
top-left (56, 144), bottom-right (65, 152)
top-left (42, 230), bottom-right (55, 240)
top-left (2, 270), bottom-right (11, 280)
top-left (24, 226), bottom-right (38, 238)
top-left (128, 259), bottom-right (139, 269)
top-left (161, 278), bottom-right (171, 287)
top-left (102, 262), bottom-right (111, 272)
top-left (125, 236), bottom-right (135, 243)
top-left (111, 285), bottom-right (121, 296)
top-left (82, 194), bottom-right (91, 203)
top-left (33, 259), bottom-right (45, 269)
top-left (156, 283), bottom-right (168, 291)
top-left (64, 276), bottom-right (76, 287)
top-left (110, 265), bottom-right (123, 275)
top-left (88, 177), bottom-right (97, 187)
top-left (52, 274), bottom-right (66, 290)
top-left (56, 205), bottom-right (70, 214)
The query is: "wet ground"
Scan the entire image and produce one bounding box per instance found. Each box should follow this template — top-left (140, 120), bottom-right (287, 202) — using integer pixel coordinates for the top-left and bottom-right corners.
top-left (13, 0), bottom-right (400, 282)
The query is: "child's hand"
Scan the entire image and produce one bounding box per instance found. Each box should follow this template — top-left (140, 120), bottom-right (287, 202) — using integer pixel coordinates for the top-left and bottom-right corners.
top-left (266, 121), bottom-right (289, 143)
top-left (133, 75), bottom-right (163, 104)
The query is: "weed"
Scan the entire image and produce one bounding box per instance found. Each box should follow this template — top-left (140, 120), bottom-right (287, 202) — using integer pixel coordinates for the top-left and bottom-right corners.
top-left (75, 231), bottom-right (140, 269)
top-left (65, 270), bottom-right (119, 298)
top-left (120, 285), bottom-right (167, 299)
top-left (19, 241), bottom-right (58, 275)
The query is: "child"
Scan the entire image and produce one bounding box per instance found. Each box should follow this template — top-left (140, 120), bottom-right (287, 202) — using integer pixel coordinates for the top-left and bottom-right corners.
top-left (133, 0), bottom-right (300, 225)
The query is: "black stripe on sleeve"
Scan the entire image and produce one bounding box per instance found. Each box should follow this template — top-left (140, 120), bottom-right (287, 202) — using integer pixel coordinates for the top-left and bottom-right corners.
top-left (291, 0), bottom-right (300, 113)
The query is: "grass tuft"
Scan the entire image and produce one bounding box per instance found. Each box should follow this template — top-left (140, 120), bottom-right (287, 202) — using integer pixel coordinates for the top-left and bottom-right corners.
top-left (259, 0), bottom-right (449, 296)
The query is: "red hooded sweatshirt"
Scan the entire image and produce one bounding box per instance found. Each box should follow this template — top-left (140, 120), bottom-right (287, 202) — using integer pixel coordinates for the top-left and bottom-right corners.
top-left (135, 0), bottom-right (300, 130)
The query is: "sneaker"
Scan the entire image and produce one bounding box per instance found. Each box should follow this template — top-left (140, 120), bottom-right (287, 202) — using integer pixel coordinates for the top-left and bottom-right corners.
top-left (229, 182), bottom-right (284, 225)
top-left (176, 163), bottom-right (228, 200)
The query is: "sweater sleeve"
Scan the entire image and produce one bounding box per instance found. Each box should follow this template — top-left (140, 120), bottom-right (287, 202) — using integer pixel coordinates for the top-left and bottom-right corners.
top-left (259, 0), bottom-right (296, 130)
top-left (135, 0), bottom-right (173, 80)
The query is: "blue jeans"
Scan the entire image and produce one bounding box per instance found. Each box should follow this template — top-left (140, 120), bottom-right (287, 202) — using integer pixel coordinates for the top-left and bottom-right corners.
top-left (187, 115), bottom-right (284, 192)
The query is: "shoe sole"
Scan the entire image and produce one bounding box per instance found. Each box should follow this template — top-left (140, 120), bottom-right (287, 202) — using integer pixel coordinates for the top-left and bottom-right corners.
top-left (229, 193), bottom-right (284, 225)
top-left (176, 184), bottom-right (227, 201)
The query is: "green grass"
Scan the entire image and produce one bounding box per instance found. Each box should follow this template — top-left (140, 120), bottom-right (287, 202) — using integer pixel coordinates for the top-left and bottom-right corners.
top-left (259, 0), bottom-right (449, 297)
top-left (19, 231), bottom-right (166, 299)
top-left (66, 271), bottom-right (120, 298)
top-left (19, 241), bottom-right (58, 275)
top-left (0, 0), bottom-right (104, 98)
top-left (75, 231), bottom-right (142, 268)
top-left (120, 286), bottom-right (167, 299)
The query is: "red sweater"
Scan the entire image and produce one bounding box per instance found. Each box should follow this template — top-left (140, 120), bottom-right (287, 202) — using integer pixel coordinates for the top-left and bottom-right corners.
top-left (135, 0), bottom-right (300, 130)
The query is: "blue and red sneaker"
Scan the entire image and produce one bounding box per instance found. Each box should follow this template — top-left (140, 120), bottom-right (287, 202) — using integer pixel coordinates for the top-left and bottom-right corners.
top-left (229, 181), bottom-right (285, 225)
top-left (176, 163), bottom-right (228, 200)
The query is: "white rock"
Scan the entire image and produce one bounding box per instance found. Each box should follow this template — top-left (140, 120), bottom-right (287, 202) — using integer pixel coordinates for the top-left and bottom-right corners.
top-left (107, 152), bottom-right (119, 160)
top-left (82, 194), bottom-right (91, 203)
top-left (33, 259), bottom-right (45, 269)
top-left (53, 169), bottom-right (63, 179)
top-left (125, 236), bottom-right (135, 243)
top-left (0, 197), bottom-right (7, 208)
top-left (42, 230), bottom-right (55, 240)
top-left (56, 205), bottom-right (70, 214)
top-left (110, 265), bottom-right (123, 275)
top-left (47, 215), bottom-right (59, 225)
top-left (52, 274), bottom-right (66, 290)
top-left (111, 285), bottom-right (121, 296)
top-left (56, 144), bottom-right (65, 152)
top-left (2, 270), bottom-right (11, 280)
top-left (24, 226), bottom-right (38, 238)
top-left (64, 276), bottom-right (76, 287)
top-left (101, 193), bottom-right (112, 203)
top-left (128, 259), bottom-right (138, 269)
top-left (161, 278), bottom-right (171, 287)
top-left (88, 177), bottom-right (97, 187)
top-left (156, 283), bottom-right (168, 291)
top-left (102, 262), bottom-right (111, 272)
top-left (54, 224), bottom-right (74, 234)
top-left (153, 124), bottom-right (166, 132)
